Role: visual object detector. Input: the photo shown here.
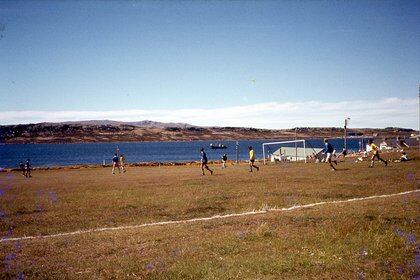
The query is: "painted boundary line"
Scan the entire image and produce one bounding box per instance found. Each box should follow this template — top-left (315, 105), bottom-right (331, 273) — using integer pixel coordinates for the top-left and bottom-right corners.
top-left (2, 189), bottom-right (419, 242)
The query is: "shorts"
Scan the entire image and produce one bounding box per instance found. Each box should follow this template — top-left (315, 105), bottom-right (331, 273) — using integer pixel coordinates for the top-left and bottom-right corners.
top-left (250, 159), bottom-right (255, 163)
top-left (326, 153), bottom-right (332, 161)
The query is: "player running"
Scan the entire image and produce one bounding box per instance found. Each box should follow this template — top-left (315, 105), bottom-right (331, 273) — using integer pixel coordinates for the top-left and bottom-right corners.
top-left (323, 139), bottom-right (338, 171)
top-left (248, 146), bottom-right (259, 172)
top-left (200, 148), bottom-right (213, 175)
top-left (367, 139), bottom-right (387, 168)
top-left (112, 153), bottom-right (121, 174)
top-left (221, 153), bottom-right (227, 169)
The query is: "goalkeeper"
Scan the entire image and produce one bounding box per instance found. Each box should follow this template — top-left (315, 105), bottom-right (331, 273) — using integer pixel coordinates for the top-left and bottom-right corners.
top-left (323, 139), bottom-right (338, 171)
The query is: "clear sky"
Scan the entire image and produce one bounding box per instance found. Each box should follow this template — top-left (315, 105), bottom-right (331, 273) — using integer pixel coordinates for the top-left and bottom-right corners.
top-left (0, 0), bottom-right (419, 128)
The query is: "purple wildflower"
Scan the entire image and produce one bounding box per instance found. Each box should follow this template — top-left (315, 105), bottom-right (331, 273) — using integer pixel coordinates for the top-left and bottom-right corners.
top-left (236, 231), bottom-right (246, 239)
top-left (393, 226), bottom-right (406, 237)
top-left (0, 210), bottom-right (6, 219)
top-left (145, 261), bottom-right (154, 271)
top-left (4, 252), bottom-right (16, 270)
top-left (48, 191), bottom-right (58, 204)
top-left (356, 270), bottom-right (365, 280)
top-left (407, 172), bottom-right (415, 181)
top-left (14, 241), bottom-right (22, 251)
top-left (406, 233), bottom-right (417, 245)
top-left (35, 204), bottom-right (43, 212)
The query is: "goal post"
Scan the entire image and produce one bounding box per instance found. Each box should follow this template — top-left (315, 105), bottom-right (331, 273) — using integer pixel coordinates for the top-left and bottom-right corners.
top-left (262, 140), bottom-right (306, 165)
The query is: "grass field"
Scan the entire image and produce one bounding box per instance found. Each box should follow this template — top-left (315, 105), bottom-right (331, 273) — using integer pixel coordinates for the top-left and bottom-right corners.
top-left (0, 153), bottom-right (419, 279)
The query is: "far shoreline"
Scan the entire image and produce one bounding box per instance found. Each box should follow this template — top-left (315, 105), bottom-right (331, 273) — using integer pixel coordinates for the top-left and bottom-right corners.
top-left (0, 135), bottom-right (396, 145)
top-left (1, 137), bottom-right (318, 145)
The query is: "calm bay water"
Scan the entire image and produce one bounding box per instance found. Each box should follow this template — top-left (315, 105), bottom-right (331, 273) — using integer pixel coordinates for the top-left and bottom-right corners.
top-left (0, 138), bottom-right (365, 168)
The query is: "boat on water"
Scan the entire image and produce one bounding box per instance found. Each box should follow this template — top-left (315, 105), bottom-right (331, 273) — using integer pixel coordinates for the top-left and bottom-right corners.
top-left (210, 143), bottom-right (227, 149)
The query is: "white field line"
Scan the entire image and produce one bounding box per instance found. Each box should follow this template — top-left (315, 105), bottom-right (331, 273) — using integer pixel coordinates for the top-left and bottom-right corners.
top-left (2, 189), bottom-right (419, 242)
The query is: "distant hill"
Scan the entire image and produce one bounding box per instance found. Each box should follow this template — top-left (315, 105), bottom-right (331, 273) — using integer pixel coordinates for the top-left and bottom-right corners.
top-left (51, 120), bottom-right (194, 128)
top-left (0, 121), bottom-right (415, 144)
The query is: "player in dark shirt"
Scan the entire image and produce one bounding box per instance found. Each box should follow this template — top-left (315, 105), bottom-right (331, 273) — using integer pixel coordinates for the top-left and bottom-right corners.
top-left (200, 148), bottom-right (213, 175)
top-left (112, 154), bottom-right (120, 174)
top-left (25, 159), bottom-right (32, 177)
top-left (323, 139), bottom-right (337, 171)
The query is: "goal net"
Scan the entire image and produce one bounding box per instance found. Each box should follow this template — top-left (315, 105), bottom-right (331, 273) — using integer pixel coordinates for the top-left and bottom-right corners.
top-left (262, 140), bottom-right (310, 164)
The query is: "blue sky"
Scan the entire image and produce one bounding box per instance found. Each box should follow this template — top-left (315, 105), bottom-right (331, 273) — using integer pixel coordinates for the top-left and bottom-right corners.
top-left (0, 0), bottom-right (419, 128)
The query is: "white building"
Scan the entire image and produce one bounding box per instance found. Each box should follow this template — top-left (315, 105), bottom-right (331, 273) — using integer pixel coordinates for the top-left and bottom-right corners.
top-left (271, 147), bottom-right (323, 162)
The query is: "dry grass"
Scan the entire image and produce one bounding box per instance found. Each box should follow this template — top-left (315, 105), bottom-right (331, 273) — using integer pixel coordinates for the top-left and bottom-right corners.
top-left (0, 151), bottom-right (419, 279)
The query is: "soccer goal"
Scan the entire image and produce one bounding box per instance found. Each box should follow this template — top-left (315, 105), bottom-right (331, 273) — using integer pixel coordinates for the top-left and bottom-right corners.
top-left (262, 140), bottom-right (307, 164)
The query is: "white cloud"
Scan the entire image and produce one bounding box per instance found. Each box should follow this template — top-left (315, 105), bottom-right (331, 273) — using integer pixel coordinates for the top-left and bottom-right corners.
top-left (0, 97), bottom-right (418, 129)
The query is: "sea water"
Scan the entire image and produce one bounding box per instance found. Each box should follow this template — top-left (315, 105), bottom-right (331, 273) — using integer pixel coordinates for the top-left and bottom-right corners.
top-left (0, 138), bottom-right (364, 168)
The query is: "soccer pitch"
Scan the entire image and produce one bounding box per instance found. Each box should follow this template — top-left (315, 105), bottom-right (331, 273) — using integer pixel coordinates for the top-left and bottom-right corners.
top-left (1, 153), bottom-right (419, 279)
